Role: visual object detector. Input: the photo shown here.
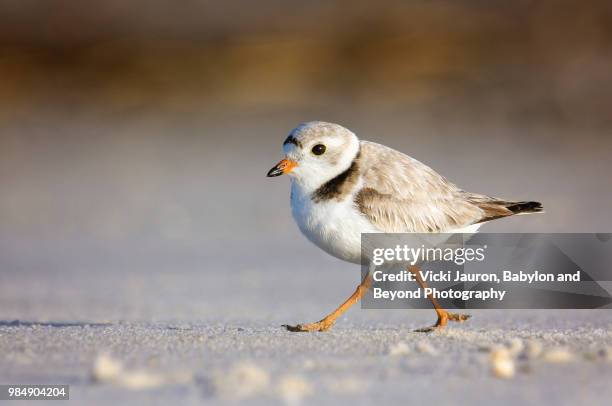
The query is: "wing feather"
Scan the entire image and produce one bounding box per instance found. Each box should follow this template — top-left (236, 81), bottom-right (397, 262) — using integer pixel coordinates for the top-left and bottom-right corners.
top-left (354, 141), bottom-right (516, 232)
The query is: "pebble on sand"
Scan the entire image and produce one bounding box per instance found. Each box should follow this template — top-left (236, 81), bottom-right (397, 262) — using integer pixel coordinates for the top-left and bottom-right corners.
top-left (388, 341), bottom-right (411, 356)
top-left (524, 340), bottom-right (544, 359)
top-left (114, 370), bottom-right (166, 390)
top-left (416, 341), bottom-right (438, 356)
top-left (213, 362), bottom-right (270, 400)
top-left (490, 347), bottom-right (515, 379)
top-left (91, 354), bottom-right (167, 390)
top-left (276, 375), bottom-right (313, 405)
top-left (506, 338), bottom-right (524, 356)
top-left (542, 348), bottom-right (574, 363)
top-left (92, 354), bottom-right (124, 382)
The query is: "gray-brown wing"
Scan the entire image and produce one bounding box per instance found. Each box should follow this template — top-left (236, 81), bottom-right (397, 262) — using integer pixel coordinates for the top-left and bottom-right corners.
top-left (354, 141), bottom-right (532, 232)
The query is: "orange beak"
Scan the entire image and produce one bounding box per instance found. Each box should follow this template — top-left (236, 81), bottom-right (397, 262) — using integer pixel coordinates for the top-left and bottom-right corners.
top-left (267, 158), bottom-right (298, 177)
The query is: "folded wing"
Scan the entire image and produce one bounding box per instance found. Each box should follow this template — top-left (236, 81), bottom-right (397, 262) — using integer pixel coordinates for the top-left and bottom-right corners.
top-left (355, 141), bottom-right (542, 233)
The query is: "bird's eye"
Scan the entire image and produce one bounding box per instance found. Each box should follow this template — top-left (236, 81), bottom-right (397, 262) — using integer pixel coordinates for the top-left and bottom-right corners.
top-left (311, 144), bottom-right (326, 155)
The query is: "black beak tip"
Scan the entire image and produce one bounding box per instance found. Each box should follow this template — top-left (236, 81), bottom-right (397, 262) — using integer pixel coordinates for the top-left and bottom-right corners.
top-left (267, 167), bottom-right (283, 177)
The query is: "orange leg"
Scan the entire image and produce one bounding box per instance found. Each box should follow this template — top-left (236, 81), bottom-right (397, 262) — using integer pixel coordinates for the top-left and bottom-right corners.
top-left (409, 265), bottom-right (470, 332)
top-left (284, 272), bottom-right (372, 332)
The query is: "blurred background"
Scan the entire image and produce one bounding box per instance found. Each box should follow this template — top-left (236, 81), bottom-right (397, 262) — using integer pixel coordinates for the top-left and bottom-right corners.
top-left (1, 0), bottom-right (611, 322)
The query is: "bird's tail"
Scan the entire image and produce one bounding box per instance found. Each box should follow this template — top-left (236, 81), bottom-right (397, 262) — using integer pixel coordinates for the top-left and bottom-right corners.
top-left (504, 201), bottom-right (544, 215)
top-left (470, 195), bottom-right (544, 224)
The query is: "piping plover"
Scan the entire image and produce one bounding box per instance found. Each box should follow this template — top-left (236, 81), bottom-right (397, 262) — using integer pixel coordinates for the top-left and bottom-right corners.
top-left (267, 121), bottom-right (543, 332)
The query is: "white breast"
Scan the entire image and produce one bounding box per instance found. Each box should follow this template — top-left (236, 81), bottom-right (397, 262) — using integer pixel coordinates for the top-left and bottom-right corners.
top-left (290, 181), bottom-right (377, 264)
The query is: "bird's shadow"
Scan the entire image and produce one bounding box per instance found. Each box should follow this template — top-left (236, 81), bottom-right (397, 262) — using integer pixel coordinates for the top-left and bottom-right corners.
top-left (0, 320), bottom-right (111, 328)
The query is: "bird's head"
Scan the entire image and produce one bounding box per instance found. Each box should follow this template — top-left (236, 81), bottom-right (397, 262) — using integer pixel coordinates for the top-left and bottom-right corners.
top-left (267, 121), bottom-right (360, 191)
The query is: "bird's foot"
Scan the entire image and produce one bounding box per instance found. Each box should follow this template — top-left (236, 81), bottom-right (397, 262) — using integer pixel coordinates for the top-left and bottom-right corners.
top-left (414, 325), bottom-right (444, 333)
top-left (283, 320), bottom-right (334, 332)
top-left (414, 312), bottom-right (471, 333)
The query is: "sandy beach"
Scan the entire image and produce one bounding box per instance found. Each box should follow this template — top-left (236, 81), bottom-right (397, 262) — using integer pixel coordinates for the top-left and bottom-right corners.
top-left (2, 248), bottom-right (612, 405)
